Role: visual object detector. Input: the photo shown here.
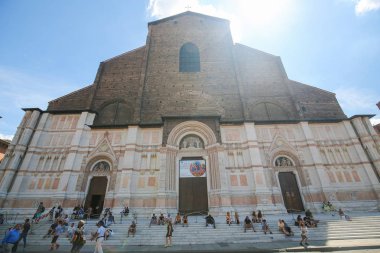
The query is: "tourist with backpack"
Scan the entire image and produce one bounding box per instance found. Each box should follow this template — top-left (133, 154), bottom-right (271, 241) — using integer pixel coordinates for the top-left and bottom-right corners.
top-left (70, 220), bottom-right (86, 253)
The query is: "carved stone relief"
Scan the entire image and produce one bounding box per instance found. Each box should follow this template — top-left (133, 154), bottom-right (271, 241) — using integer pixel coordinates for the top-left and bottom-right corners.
top-left (275, 156), bottom-right (294, 167)
top-left (92, 161), bottom-right (110, 173)
top-left (180, 135), bottom-right (204, 149)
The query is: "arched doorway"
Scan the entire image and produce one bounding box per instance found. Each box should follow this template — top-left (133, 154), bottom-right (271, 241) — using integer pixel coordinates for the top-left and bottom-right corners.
top-left (278, 172), bottom-right (304, 213)
top-left (84, 176), bottom-right (108, 216)
top-left (178, 135), bottom-right (208, 214)
top-left (276, 157), bottom-right (304, 213)
top-left (84, 161), bottom-right (110, 216)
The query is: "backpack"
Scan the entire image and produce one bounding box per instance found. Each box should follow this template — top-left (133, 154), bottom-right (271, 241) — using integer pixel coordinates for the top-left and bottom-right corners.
top-left (73, 231), bottom-right (86, 245)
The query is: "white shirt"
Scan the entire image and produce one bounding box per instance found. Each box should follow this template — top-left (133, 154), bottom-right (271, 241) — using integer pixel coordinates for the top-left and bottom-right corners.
top-left (97, 226), bottom-right (106, 237)
top-left (301, 226), bottom-right (308, 236)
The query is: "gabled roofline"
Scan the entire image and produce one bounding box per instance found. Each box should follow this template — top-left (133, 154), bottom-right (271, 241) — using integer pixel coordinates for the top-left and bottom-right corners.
top-left (102, 46), bottom-right (146, 63)
top-left (234, 43), bottom-right (279, 58)
top-left (289, 80), bottom-right (337, 96)
top-left (148, 11), bottom-right (229, 26)
top-left (48, 84), bottom-right (94, 103)
top-left (22, 108), bottom-right (43, 112)
top-left (349, 114), bottom-right (376, 119)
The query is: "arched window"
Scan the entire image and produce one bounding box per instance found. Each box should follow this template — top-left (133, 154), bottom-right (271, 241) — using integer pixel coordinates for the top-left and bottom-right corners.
top-left (179, 43), bottom-right (200, 72)
top-left (94, 100), bottom-right (134, 126)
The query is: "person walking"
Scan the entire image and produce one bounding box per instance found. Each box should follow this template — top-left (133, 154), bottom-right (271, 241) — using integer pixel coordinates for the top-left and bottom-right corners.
top-left (19, 218), bottom-right (31, 249)
top-left (300, 222), bottom-right (309, 247)
top-left (50, 220), bottom-right (64, 251)
top-left (2, 224), bottom-right (21, 253)
top-left (164, 220), bottom-right (173, 247)
top-left (92, 220), bottom-right (106, 253)
top-left (70, 220), bottom-right (86, 253)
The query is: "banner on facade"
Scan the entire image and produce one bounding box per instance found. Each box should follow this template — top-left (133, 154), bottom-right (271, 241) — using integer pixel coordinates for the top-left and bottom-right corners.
top-left (179, 160), bottom-right (206, 178)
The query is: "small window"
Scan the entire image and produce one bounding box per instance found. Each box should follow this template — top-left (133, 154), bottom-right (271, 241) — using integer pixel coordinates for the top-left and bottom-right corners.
top-left (179, 42), bottom-right (200, 72)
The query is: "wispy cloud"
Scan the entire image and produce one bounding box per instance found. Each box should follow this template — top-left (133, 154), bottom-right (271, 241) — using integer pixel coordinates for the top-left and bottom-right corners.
top-left (355, 0), bottom-right (380, 15)
top-left (0, 134), bottom-right (13, 141)
top-left (370, 117), bottom-right (380, 126)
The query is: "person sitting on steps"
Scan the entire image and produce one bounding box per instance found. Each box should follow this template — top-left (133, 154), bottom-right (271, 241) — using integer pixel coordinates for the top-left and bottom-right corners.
top-left (226, 212), bottom-right (232, 226)
top-left (251, 211), bottom-right (258, 223)
top-left (175, 213), bottom-right (181, 225)
top-left (149, 214), bottom-right (157, 227)
top-left (234, 211), bottom-right (240, 225)
top-left (303, 216), bottom-right (317, 228)
top-left (121, 206), bottom-right (129, 216)
top-left (338, 208), bottom-right (352, 221)
top-left (244, 216), bottom-right (256, 232)
top-left (295, 215), bottom-right (303, 227)
top-left (305, 209), bottom-right (313, 219)
top-left (205, 213), bottom-right (216, 229)
top-left (262, 219), bottom-right (272, 234)
top-left (257, 210), bottom-right (263, 223)
top-left (283, 220), bottom-right (294, 236)
top-left (322, 201), bottom-right (336, 212)
top-left (304, 209), bottom-right (319, 226)
top-left (278, 219), bottom-right (293, 236)
top-left (158, 213), bottom-right (165, 225)
top-left (127, 221), bottom-right (136, 237)
top-left (182, 215), bottom-right (188, 227)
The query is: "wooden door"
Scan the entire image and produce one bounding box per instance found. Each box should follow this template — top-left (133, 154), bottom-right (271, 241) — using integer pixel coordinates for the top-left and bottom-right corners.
top-left (178, 158), bottom-right (208, 214)
top-left (278, 172), bottom-right (304, 213)
top-left (179, 177), bottom-right (208, 214)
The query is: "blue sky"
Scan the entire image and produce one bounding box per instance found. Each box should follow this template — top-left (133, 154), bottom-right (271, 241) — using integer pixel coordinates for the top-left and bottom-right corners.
top-left (1, 0), bottom-right (380, 140)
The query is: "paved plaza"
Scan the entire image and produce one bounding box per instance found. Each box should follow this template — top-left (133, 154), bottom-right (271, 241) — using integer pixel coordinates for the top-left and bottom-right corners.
top-left (8, 238), bottom-right (380, 253)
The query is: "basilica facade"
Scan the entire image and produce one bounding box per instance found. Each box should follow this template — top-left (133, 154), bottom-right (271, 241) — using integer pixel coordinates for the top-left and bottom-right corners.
top-left (1, 12), bottom-right (379, 215)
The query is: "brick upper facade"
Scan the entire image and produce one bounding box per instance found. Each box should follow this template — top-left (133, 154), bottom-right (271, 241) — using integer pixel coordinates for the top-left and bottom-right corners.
top-left (47, 11), bottom-right (346, 125)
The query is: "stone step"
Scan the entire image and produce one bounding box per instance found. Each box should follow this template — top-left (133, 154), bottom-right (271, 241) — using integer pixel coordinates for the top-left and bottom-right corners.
top-left (3, 214), bottom-right (380, 246)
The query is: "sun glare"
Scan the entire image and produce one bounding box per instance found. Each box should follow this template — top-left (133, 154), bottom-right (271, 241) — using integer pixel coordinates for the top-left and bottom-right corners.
top-left (239, 0), bottom-right (287, 26)
top-left (228, 0), bottom-right (294, 42)
top-left (148, 0), bottom-right (295, 43)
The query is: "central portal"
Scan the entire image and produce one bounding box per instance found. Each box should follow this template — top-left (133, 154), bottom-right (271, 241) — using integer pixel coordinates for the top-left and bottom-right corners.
top-left (178, 157), bottom-right (208, 214)
top-left (84, 176), bottom-right (108, 216)
top-left (278, 172), bottom-right (304, 213)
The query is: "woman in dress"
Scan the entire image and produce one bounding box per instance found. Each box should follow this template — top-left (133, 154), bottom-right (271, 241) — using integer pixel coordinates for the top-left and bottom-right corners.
top-left (164, 220), bottom-right (173, 247)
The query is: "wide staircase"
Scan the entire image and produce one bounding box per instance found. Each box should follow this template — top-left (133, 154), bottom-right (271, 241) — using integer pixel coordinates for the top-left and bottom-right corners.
top-left (1, 212), bottom-right (380, 247)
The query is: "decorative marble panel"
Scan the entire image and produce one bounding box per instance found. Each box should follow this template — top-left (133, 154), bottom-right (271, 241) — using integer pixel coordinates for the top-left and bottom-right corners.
top-left (239, 175), bottom-right (248, 186)
top-left (122, 176), bottom-right (129, 188)
top-left (230, 175), bottom-right (238, 186)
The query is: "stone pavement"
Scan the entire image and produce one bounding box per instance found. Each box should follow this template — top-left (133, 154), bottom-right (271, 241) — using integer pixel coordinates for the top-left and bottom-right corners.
top-left (9, 238), bottom-right (380, 253)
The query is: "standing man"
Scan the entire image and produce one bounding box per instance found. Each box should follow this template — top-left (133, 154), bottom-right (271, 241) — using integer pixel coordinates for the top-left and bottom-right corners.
top-left (50, 220), bottom-right (64, 251)
top-left (2, 224), bottom-right (21, 253)
top-left (19, 218), bottom-right (31, 249)
top-left (92, 220), bottom-right (106, 253)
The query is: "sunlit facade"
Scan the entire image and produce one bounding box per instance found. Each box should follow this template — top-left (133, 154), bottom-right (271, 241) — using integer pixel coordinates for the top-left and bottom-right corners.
top-left (1, 12), bottom-right (379, 215)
